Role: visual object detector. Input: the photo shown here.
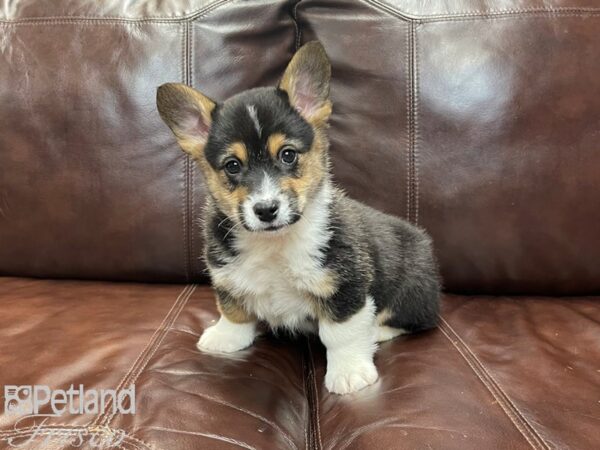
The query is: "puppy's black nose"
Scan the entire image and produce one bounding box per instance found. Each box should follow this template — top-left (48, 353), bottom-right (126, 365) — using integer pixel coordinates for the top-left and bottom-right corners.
top-left (253, 201), bottom-right (280, 223)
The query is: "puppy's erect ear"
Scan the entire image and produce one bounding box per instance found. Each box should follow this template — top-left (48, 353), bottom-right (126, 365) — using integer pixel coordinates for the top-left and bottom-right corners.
top-left (279, 41), bottom-right (332, 126)
top-left (156, 83), bottom-right (216, 159)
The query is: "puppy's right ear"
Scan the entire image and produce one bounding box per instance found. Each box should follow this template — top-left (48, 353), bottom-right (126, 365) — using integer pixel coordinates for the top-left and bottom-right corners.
top-left (156, 83), bottom-right (216, 159)
top-left (279, 41), bottom-right (331, 127)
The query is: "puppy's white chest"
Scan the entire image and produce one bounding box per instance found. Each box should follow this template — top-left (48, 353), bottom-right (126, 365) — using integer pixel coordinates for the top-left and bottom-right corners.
top-left (211, 230), bottom-right (329, 331)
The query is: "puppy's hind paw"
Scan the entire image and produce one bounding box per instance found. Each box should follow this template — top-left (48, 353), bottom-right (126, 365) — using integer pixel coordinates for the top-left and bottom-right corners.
top-left (325, 362), bottom-right (378, 395)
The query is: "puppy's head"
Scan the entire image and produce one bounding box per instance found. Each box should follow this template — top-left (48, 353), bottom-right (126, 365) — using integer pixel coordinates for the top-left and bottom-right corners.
top-left (156, 41), bottom-right (332, 232)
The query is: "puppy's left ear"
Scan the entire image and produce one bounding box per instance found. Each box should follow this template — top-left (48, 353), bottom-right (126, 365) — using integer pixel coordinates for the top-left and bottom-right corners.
top-left (279, 41), bottom-right (332, 127)
top-left (156, 83), bottom-right (216, 159)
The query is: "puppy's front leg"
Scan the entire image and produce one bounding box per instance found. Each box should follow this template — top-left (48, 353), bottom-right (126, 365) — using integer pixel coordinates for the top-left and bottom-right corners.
top-left (197, 291), bottom-right (257, 354)
top-left (319, 296), bottom-right (378, 395)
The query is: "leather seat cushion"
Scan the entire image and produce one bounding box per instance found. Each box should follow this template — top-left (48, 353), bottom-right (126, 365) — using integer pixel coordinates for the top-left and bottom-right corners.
top-left (0, 277), bottom-right (598, 449)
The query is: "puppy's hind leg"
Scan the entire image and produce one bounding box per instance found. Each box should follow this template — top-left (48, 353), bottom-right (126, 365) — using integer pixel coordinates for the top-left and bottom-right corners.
top-left (375, 309), bottom-right (408, 342)
top-left (376, 325), bottom-right (408, 342)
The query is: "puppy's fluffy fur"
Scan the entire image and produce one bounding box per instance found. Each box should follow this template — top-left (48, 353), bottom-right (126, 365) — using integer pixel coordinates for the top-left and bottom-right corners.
top-left (157, 42), bottom-right (440, 394)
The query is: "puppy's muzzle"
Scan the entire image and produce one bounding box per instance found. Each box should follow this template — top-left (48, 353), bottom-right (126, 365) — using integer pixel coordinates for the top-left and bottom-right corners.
top-left (253, 200), bottom-right (280, 223)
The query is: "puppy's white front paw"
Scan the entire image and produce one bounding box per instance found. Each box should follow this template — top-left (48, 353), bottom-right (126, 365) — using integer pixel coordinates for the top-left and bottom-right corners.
top-left (196, 318), bottom-right (256, 354)
top-left (325, 361), bottom-right (378, 395)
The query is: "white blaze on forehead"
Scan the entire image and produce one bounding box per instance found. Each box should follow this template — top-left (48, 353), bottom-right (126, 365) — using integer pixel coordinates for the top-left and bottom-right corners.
top-left (247, 104), bottom-right (262, 138)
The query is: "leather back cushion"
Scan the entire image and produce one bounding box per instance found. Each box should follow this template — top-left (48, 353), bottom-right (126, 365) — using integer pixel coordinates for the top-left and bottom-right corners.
top-left (1, 0), bottom-right (599, 294)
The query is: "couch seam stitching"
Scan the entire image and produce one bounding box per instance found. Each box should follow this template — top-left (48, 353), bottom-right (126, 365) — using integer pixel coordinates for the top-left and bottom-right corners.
top-left (88, 284), bottom-right (193, 427)
top-left (187, 20), bottom-right (193, 281)
top-left (307, 341), bottom-right (322, 450)
top-left (181, 22), bottom-right (190, 282)
top-left (292, 0), bottom-right (302, 51)
top-left (358, 0), bottom-right (599, 21)
top-left (0, 20), bottom-right (179, 27)
top-left (412, 22), bottom-right (420, 225)
top-left (301, 345), bottom-right (309, 450)
top-left (409, 20), bottom-right (416, 223)
top-left (184, 20), bottom-right (193, 281)
top-left (438, 324), bottom-right (540, 449)
top-left (103, 285), bottom-right (196, 427)
top-left (1, 5), bottom-right (597, 26)
top-left (406, 19), bottom-right (419, 225)
top-left (103, 284), bottom-right (194, 426)
top-left (405, 20), bottom-right (413, 222)
top-left (422, 11), bottom-right (600, 23)
top-left (439, 319), bottom-right (549, 450)
top-left (94, 284), bottom-right (194, 427)
top-left (0, 0), bottom-right (235, 24)
top-left (189, 23), bottom-right (197, 279)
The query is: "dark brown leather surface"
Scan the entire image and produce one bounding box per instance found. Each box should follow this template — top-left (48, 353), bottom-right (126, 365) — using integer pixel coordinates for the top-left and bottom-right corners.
top-left (0, 278), bottom-right (308, 449)
top-left (306, 333), bottom-right (532, 450)
top-left (442, 295), bottom-right (600, 450)
top-left (415, 15), bottom-right (600, 295)
top-left (357, 0), bottom-right (599, 18)
top-left (0, 0), bottom-right (216, 19)
top-left (1, 277), bottom-right (598, 449)
top-left (2, 0), bottom-right (600, 295)
top-left (0, 18), bottom-right (186, 282)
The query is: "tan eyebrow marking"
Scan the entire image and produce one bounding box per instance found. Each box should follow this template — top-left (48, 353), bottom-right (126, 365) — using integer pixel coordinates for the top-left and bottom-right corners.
top-left (267, 133), bottom-right (287, 159)
top-left (227, 142), bottom-right (248, 164)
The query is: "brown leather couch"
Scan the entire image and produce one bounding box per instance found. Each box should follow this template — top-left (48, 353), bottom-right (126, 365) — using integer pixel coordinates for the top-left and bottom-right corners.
top-left (1, 1), bottom-right (599, 449)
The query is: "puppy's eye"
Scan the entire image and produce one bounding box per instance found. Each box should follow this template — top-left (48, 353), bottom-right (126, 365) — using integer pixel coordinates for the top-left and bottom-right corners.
top-left (224, 159), bottom-right (242, 175)
top-left (279, 147), bottom-right (297, 165)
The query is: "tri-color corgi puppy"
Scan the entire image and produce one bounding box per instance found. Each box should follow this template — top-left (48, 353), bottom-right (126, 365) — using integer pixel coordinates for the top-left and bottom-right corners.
top-left (156, 41), bottom-right (440, 395)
